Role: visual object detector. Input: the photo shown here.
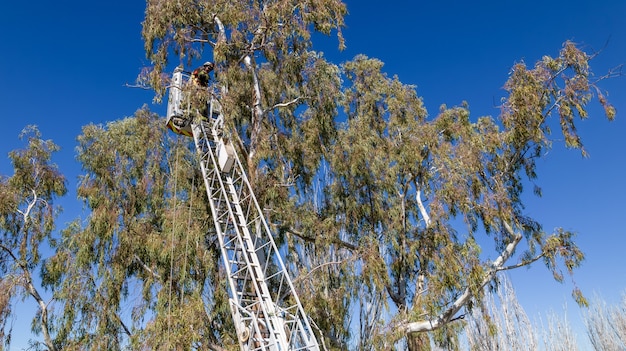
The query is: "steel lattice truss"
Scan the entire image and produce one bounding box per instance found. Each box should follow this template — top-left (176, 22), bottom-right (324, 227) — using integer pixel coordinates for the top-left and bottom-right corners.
top-left (190, 112), bottom-right (319, 351)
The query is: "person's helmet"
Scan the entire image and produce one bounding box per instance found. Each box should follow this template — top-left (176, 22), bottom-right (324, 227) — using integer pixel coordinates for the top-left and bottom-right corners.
top-left (203, 61), bottom-right (214, 69)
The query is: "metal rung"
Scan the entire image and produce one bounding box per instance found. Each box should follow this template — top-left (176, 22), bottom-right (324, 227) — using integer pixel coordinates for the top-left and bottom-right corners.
top-left (185, 117), bottom-right (320, 351)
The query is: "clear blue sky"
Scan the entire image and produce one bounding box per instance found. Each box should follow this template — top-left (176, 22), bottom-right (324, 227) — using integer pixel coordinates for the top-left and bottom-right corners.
top-left (1, 0), bottom-right (625, 349)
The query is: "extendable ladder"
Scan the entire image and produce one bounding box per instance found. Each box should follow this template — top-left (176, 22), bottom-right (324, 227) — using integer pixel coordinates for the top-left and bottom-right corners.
top-left (190, 101), bottom-right (319, 351)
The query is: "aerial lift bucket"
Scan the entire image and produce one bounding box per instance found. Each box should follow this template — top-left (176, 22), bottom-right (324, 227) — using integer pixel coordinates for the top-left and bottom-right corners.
top-left (166, 67), bottom-right (193, 137)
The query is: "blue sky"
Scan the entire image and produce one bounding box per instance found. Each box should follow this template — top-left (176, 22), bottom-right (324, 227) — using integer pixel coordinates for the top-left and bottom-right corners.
top-left (1, 0), bottom-right (625, 349)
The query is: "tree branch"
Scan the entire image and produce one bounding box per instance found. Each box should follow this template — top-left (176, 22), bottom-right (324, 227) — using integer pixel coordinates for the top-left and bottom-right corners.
top-left (123, 83), bottom-right (154, 90)
top-left (498, 253), bottom-right (544, 272)
top-left (386, 282), bottom-right (406, 310)
top-left (212, 15), bottom-right (226, 44)
top-left (0, 243), bottom-right (18, 263)
top-left (286, 227), bottom-right (357, 251)
top-left (402, 226), bottom-right (523, 334)
top-left (16, 189), bottom-right (38, 222)
top-left (134, 254), bottom-right (161, 279)
top-left (266, 96), bottom-right (305, 114)
top-left (3, 194), bottom-right (58, 351)
top-left (292, 260), bottom-right (347, 285)
top-left (23, 268), bottom-right (57, 351)
top-left (415, 187), bottom-right (431, 227)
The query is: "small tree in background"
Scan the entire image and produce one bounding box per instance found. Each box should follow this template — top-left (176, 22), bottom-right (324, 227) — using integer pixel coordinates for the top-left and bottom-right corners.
top-left (0, 126), bottom-right (67, 351)
top-left (465, 274), bottom-right (581, 351)
top-left (585, 293), bottom-right (626, 350)
top-left (465, 274), bottom-right (538, 351)
top-left (541, 310), bottom-right (578, 351)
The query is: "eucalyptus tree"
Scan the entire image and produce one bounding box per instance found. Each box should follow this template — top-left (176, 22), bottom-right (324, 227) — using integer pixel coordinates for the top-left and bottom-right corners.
top-left (327, 46), bottom-right (616, 349)
top-left (143, 0), bottom-right (346, 185)
top-left (0, 3), bottom-right (616, 350)
top-left (135, 1), bottom-right (618, 350)
top-left (0, 126), bottom-right (67, 351)
top-left (143, 0), bottom-right (352, 348)
top-left (42, 108), bottom-right (239, 350)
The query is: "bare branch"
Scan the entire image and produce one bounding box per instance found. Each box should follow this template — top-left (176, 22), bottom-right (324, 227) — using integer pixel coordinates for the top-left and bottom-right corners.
top-left (123, 83), bottom-right (154, 90)
top-left (292, 260), bottom-right (348, 285)
top-left (16, 189), bottom-right (38, 221)
top-left (2, 239), bottom-right (57, 350)
top-left (267, 96), bottom-right (305, 112)
top-left (0, 243), bottom-right (17, 262)
top-left (21, 254), bottom-right (57, 351)
top-left (212, 14), bottom-right (226, 44)
top-left (308, 317), bottom-right (331, 351)
top-left (498, 253), bottom-right (544, 272)
top-left (415, 188), bottom-right (431, 227)
top-left (134, 254), bottom-right (161, 279)
top-left (186, 37), bottom-right (212, 44)
top-left (402, 226), bottom-right (523, 334)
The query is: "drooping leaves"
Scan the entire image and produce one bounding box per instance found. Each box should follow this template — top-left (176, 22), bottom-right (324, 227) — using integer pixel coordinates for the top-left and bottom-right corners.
top-left (0, 126), bottom-right (66, 351)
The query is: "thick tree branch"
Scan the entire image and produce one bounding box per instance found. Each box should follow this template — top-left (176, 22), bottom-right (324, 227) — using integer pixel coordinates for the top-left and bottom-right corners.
top-left (402, 227), bottom-right (523, 334)
top-left (212, 15), bottom-right (226, 44)
top-left (2, 240), bottom-right (57, 351)
top-left (498, 253), bottom-right (544, 272)
top-left (23, 268), bottom-right (57, 351)
top-left (16, 189), bottom-right (38, 221)
top-left (415, 188), bottom-right (431, 227)
top-left (386, 283), bottom-right (406, 310)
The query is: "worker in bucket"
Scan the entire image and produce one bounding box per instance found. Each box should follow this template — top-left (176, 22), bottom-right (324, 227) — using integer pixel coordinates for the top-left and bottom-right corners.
top-left (189, 61), bottom-right (215, 119)
top-left (191, 61), bottom-right (214, 87)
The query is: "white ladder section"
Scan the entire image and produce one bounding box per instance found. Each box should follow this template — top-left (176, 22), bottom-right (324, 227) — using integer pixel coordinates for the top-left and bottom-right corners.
top-left (190, 108), bottom-right (320, 351)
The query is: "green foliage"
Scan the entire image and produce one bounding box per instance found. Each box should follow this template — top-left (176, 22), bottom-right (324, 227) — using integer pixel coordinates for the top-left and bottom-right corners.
top-left (139, 6), bottom-right (616, 346)
top-left (41, 108), bottom-right (230, 349)
top-left (2, 2), bottom-right (618, 350)
top-left (0, 126), bottom-right (66, 351)
top-left (142, 0), bottom-right (346, 99)
top-left (319, 42), bottom-right (611, 348)
top-left (502, 41), bottom-right (615, 158)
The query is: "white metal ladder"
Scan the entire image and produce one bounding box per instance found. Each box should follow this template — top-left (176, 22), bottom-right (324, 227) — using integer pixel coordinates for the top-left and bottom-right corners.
top-left (190, 102), bottom-right (320, 351)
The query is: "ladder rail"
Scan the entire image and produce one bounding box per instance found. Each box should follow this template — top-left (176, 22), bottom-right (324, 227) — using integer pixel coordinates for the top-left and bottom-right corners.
top-left (190, 115), bottom-right (319, 351)
top-left (190, 122), bottom-right (253, 347)
top-left (218, 126), bottom-right (319, 350)
top-left (167, 68), bottom-right (320, 350)
top-left (192, 121), bottom-right (282, 350)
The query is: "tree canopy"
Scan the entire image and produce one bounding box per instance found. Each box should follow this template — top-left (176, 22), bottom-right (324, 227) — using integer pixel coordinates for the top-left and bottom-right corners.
top-left (0, 127), bottom-right (66, 351)
top-left (138, 0), bottom-right (616, 348)
top-left (0, 1), bottom-right (619, 350)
